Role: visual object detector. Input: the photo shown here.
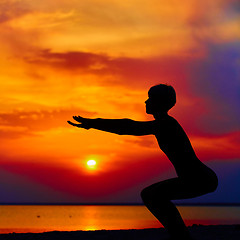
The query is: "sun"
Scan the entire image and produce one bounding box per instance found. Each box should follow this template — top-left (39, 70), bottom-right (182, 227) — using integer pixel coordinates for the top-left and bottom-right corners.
top-left (87, 159), bottom-right (97, 169)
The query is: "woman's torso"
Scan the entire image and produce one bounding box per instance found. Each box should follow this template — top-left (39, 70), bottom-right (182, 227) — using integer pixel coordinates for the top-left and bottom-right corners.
top-left (154, 115), bottom-right (215, 179)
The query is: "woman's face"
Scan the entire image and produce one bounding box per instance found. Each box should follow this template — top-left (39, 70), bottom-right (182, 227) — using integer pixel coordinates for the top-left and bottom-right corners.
top-left (145, 92), bottom-right (167, 115)
top-left (145, 96), bottom-right (157, 114)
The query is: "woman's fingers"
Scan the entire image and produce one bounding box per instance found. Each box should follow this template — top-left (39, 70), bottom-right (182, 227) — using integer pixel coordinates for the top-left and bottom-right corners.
top-left (67, 121), bottom-right (75, 126)
top-left (67, 121), bottom-right (81, 127)
top-left (73, 115), bottom-right (84, 122)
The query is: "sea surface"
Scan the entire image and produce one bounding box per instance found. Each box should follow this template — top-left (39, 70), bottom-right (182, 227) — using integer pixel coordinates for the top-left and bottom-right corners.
top-left (0, 205), bottom-right (239, 233)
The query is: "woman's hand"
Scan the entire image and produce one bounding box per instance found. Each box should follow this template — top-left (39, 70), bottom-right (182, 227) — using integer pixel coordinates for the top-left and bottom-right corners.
top-left (67, 116), bottom-right (91, 129)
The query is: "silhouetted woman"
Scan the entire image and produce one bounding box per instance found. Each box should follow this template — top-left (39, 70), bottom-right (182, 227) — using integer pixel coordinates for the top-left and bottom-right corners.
top-left (68, 84), bottom-right (218, 240)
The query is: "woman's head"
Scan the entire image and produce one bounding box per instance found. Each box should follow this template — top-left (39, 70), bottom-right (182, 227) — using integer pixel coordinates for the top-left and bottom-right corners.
top-left (145, 84), bottom-right (176, 114)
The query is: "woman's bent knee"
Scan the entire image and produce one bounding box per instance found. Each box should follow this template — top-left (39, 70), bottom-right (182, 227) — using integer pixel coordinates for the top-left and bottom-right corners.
top-left (208, 174), bottom-right (218, 193)
top-left (202, 171), bottom-right (218, 194)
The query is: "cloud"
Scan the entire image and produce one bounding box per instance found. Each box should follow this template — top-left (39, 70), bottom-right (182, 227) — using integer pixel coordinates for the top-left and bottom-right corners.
top-left (187, 0), bottom-right (240, 28)
top-left (0, 168), bottom-right (74, 203)
top-left (1, 155), bottom-right (239, 204)
top-left (26, 49), bottom-right (111, 72)
top-left (0, 107), bottom-right (97, 138)
top-left (0, 0), bottom-right (31, 23)
top-left (0, 154), bottom-right (171, 202)
top-left (122, 136), bottom-right (157, 149)
top-left (25, 48), bottom-right (191, 89)
top-left (192, 131), bottom-right (240, 161)
top-left (23, 45), bottom-right (240, 137)
top-left (188, 42), bottom-right (240, 134)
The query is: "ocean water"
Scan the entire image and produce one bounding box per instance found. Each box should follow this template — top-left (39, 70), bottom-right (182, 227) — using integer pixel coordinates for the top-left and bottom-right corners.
top-left (0, 205), bottom-right (239, 233)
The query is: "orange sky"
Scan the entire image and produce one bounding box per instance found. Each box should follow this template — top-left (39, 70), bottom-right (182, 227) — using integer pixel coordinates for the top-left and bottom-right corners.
top-left (0, 0), bottom-right (239, 203)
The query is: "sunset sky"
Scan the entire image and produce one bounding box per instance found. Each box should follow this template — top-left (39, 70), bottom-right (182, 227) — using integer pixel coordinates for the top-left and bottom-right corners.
top-left (0, 0), bottom-right (239, 204)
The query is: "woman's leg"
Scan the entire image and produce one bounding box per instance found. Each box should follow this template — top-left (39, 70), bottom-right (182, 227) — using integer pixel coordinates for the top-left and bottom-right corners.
top-left (141, 178), bottom-right (203, 239)
top-left (142, 196), bottom-right (191, 239)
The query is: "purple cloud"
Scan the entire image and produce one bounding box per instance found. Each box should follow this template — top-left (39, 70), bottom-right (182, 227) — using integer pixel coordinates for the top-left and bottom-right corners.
top-left (188, 42), bottom-right (240, 134)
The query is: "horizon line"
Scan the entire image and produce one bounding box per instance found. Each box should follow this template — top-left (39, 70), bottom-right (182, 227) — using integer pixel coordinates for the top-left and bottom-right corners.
top-left (0, 202), bottom-right (239, 206)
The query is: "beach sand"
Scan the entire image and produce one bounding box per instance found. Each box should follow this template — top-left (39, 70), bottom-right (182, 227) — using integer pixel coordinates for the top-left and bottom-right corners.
top-left (0, 225), bottom-right (239, 240)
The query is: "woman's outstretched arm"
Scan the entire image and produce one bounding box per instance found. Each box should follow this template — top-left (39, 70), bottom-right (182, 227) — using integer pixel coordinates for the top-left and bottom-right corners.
top-left (67, 116), bottom-right (156, 136)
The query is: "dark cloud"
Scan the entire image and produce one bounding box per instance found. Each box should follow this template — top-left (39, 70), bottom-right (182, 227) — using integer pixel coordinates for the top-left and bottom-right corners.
top-left (26, 49), bottom-right (111, 71)
top-left (0, 1), bottom-right (31, 23)
top-left (26, 48), bottom-right (190, 90)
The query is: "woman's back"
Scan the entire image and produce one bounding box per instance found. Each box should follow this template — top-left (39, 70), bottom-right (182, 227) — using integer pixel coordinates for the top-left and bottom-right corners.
top-left (154, 115), bottom-right (203, 177)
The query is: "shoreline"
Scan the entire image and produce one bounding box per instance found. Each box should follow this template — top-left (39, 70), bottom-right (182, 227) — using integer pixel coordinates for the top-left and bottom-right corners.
top-left (0, 225), bottom-right (239, 240)
top-left (1, 203), bottom-right (240, 206)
